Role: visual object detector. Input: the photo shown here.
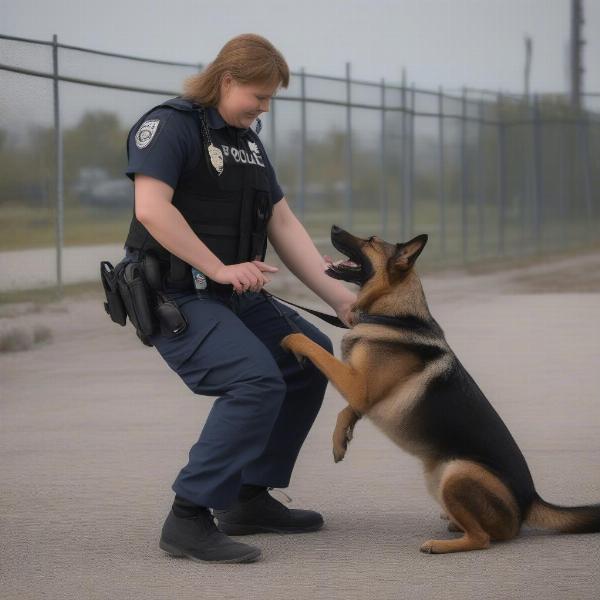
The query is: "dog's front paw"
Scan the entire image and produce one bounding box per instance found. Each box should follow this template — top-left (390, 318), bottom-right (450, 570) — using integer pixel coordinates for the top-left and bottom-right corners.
top-left (332, 424), bottom-right (354, 463)
top-left (332, 444), bottom-right (345, 463)
top-left (280, 333), bottom-right (302, 351)
top-left (419, 540), bottom-right (438, 554)
top-left (280, 333), bottom-right (309, 365)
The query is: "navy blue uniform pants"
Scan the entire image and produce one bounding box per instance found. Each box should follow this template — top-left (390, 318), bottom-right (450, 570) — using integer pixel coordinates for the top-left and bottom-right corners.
top-left (148, 285), bottom-right (333, 510)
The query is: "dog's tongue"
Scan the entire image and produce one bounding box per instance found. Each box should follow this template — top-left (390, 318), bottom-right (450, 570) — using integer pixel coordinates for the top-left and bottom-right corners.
top-left (323, 255), bottom-right (358, 271)
top-left (335, 259), bottom-right (359, 267)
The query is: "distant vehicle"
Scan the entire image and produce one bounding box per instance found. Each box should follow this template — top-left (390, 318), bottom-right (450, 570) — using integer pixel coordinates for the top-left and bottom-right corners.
top-left (73, 167), bottom-right (132, 208)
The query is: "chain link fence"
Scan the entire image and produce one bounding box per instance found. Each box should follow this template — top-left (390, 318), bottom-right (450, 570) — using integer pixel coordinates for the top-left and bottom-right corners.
top-left (1, 33), bottom-right (599, 293)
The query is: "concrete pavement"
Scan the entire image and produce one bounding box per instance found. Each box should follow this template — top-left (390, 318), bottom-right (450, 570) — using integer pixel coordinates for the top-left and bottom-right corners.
top-left (1, 253), bottom-right (599, 599)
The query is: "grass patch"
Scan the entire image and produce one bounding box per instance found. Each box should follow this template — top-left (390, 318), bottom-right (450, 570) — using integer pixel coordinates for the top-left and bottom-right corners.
top-left (0, 202), bottom-right (130, 250)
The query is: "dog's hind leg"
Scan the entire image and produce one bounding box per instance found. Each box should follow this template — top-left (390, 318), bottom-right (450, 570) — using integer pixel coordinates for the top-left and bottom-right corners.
top-left (438, 512), bottom-right (462, 531)
top-left (420, 460), bottom-right (520, 554)
top-left (436, 507), bottom-right (462, 530)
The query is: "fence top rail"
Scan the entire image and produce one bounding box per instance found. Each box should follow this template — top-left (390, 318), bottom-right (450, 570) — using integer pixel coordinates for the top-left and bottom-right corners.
top-left (0, 32), bottom-right (203, 68)
top-left (0, 62), bottom-right (180, 96)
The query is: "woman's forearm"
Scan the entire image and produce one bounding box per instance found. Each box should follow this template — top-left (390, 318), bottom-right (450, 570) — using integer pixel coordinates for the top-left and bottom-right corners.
top-left (268, 209), bottom-right (356, 311)
top-left (138, 201), bottom-right (224, 279)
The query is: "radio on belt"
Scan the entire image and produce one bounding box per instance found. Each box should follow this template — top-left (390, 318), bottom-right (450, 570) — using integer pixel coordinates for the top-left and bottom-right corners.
top-left (192, 267), bottom-right (208, 291)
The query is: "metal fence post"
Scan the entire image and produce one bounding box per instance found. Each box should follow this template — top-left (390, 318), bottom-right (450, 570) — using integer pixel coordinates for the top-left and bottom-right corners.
top-left (476, 100), bottom-right (485, 257)
top-left (380, 78), bottom-right (388, 239)
top-left (460, 87), bottom-right (468, 262)
top-left (299, 67), bottom-right (306, 223)
top-left (532, 94), bottom-right (543, 253)
top-left (518, 98), bottom-right (528, 253)
top-left (52, 33), bottom-right (64, 297)
top-left (557, 122), bottom-right (567, 249)
top-left (407, 84), bottom-right (415, 239)
top-left (345, 62), bottom-right (353, 230)
top-left (577, 109), bottom-right (593, 242)
top-left (497, 93), bottom-right (506, 257)
top-left (437, 86), bottom-right (446, 259)
top-left (400, 71), bottom-right (407, 241)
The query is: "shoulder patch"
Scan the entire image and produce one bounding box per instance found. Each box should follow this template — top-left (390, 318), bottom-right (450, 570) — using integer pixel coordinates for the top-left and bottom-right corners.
top-left (135, 119), bottom-right (160, 149)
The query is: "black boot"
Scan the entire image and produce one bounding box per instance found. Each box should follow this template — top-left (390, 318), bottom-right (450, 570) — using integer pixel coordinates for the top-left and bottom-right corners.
top-left (159, 499), bottom-right (262, 563)
top-left (212, 486), bottom-right (324, 535)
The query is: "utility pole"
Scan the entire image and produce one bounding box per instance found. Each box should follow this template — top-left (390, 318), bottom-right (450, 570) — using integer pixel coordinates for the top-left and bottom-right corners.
top-left (570, 0), bottom-right (585, 110)
top-left (524, 35), bottom-right (532, 102)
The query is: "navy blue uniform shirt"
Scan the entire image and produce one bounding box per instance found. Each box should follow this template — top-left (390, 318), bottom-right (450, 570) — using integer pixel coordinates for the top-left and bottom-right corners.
top-left (125, 104), bottom-right (284, 204)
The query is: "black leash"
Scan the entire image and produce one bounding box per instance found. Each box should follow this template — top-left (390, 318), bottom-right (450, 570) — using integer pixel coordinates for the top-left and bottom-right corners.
top-left (260, 290), bottom-right (349, 329)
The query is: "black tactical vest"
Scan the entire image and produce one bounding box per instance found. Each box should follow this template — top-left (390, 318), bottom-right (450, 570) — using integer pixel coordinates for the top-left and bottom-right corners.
top-left (124, 97), bottom-right (273, 288)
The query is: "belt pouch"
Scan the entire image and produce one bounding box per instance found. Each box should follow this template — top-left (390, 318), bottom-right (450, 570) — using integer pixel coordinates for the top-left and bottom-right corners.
top-left (117, 262), bottom-right (156, 336)
top-left (100, 261), bottom-right (127, 326)
top-left (156, 294), bottom-right (188, 337)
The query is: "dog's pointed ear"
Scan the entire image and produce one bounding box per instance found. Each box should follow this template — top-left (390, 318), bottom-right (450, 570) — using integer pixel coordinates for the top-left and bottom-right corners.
top-left (393, 234), bottom-right (428, 270)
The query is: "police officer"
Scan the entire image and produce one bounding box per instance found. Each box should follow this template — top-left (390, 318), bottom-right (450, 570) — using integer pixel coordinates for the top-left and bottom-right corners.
top-left (122, 34), bottom-right (357, 564)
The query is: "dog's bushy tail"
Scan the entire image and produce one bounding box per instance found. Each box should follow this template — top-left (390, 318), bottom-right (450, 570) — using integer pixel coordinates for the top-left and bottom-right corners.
top-left (525, 492), bottom-right (600, 533)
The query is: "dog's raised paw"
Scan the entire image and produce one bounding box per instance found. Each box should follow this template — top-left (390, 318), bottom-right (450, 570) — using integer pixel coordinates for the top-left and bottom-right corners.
top-left (280, 333), bottom-right (307, 365)
top-left (280, 333), bottom-right (298, 351)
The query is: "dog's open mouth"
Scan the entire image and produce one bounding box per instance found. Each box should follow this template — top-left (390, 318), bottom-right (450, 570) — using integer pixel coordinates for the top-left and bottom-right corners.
top-left (326, 257), bottom-right (361, 276)
top-left (325, 238), bottom-right (365, 284)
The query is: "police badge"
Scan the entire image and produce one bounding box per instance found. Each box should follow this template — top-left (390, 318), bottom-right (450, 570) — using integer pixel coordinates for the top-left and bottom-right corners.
top-left (207, 143), bottom-right (224, 176)
top-left (135, 119), bottom-right (160, 149)
top-left (198, 107), bottom-right (224, 176)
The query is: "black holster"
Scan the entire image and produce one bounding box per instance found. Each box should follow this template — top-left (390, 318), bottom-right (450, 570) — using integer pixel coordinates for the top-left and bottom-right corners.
top-left (100, 261), bottom-right (127, 327)
top-left (117, 261), bottom-right (157, 340)
top-left (100, 253), bottom-right (188, 347)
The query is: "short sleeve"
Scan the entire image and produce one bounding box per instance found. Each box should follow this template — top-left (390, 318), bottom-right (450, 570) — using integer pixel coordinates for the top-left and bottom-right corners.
top-left (251, 133), bottom-right (284, 205)
top-left (125, 108), bottom-right (195, 189)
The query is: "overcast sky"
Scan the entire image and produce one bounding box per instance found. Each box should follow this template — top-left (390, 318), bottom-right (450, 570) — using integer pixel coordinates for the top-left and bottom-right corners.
top-left (2, 0), bottom-right (599, 95)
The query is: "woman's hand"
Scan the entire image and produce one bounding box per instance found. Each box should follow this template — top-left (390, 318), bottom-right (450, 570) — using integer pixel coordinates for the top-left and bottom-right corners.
top-left (334, 297), bottom-right (358, 328)
top-left (212, 260), bottom-right (279, 294)
top-left (323, 254), bottom-right (358, 327)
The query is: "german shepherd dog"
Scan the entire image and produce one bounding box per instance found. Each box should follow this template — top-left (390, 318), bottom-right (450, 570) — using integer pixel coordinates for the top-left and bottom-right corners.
top-left (281, 225), bottom-right (600, 554)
